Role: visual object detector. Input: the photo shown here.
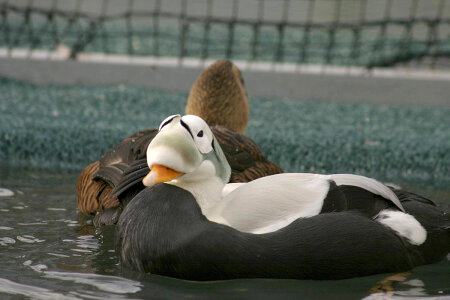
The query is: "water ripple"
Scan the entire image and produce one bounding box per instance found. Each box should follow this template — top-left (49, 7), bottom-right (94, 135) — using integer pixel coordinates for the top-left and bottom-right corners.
top-left (30, 264), bottom-right (48, 272)
top-left (17, 222), bottom-right (48, 226)
top-left (0, 188), bottom-right (14, 197)
top-left (71, 248), bottom-right (93, 253)
top-left (0, 277), bottom-right (80, 300)
top-left (43, 271), bottom-right (142, 294)
top-left (363, 294), bottom-right (447, 300)
top-left (70, 290), bottom-right (141, 299)
top-left (76, 235), bottom-right (100, 250)
top-left (17, 235), bottom-right (45, 243)
top-left (23, 260), bottom-right (32, 266)
top-left (0, 237), bottom-right (15, 246)
top-left (48, 252), bottom-right (71, 258)
top-left (67, 220), bottom-right (79, 227)
top-left (12, 206), bottom-right (26, 210)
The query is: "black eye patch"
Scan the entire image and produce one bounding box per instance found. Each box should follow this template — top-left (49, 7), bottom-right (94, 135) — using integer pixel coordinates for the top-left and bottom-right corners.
top-left (197, 130), bottom-right (204, 138)
top-left (180, 119), bottom-right (194, 139)
top-left (159, 115), bottom-right (177, 131)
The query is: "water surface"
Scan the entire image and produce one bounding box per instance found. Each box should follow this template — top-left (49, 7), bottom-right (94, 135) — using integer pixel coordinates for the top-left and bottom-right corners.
top-left (0, 167), bottom-right (448, 299)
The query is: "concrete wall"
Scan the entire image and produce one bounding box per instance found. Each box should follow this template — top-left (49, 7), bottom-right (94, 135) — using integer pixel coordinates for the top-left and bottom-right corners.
top-left (1, 57), bottom-right (449, 107)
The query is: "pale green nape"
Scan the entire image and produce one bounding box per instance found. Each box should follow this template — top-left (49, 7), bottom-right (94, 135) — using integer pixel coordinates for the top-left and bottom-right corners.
top-left (202, 135), bottom-right (231, 184)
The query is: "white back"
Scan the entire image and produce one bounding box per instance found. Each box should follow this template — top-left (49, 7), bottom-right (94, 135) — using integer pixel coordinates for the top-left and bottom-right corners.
top-left (207, 173), bottom-right (330, 234)
top-left (207, 172), bottom-right (406, 235)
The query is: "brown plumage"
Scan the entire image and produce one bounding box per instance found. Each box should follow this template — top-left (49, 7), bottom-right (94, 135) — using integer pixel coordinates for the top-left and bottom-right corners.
top-left (186, 60), bottom-right (249, 134)
top-left (213, 126), bottom-right (282, 182)
top-left (76, 129), bottom-right (158, 217)
top-left (76, 161), bottom-right (115, 215)
top-left (76, 60), bottom-right (282, 225)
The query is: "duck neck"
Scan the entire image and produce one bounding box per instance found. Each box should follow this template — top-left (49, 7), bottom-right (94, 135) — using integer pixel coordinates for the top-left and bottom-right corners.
top-left (168, 176), bottom-right (225, 215)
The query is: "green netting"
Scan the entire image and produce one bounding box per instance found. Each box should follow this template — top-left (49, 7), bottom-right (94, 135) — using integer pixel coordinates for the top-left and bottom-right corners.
top-left (1, 77), bottom-right (449, 188)
top-left (1, 1), bottom-right (449, 67)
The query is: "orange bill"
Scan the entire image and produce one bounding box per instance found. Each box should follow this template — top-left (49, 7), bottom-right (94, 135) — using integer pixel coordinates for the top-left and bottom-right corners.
top-left (142, 164), bottom-right (184, 186)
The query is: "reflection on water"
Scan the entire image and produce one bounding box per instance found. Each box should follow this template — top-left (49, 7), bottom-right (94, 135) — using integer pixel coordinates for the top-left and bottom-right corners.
top-left (0, 278), bottom-right (80, 300)
top-left (0, 188), bottom-right (14, 197)
top-left (44, 271), bottom-right (142, 294)
top-left (0, 167), bottom-right (448, 299)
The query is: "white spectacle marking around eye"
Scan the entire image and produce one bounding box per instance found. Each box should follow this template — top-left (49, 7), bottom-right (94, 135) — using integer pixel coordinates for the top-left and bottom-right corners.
top-left (159, 114), bottom-right (180, 131)
top-left (182, 115), bottom-right (214, 154)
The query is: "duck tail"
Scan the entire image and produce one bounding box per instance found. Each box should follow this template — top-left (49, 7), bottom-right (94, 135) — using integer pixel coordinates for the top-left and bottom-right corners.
top-left (330, 174), bottom-right (405, 212)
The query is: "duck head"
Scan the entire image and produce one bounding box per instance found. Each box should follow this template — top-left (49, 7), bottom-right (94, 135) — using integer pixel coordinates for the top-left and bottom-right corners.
top-left (143, 115), bottom-right (231, 193)
top-left (186, 60), bottom-right (249, 134)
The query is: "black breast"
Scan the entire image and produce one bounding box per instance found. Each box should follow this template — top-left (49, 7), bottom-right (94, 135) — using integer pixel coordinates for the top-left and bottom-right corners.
top-left (116, 184), bottom-right (426, 280)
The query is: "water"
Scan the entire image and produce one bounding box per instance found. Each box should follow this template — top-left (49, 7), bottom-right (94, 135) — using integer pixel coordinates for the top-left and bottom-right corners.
top-left (0, 167), bottom-right (449, 299)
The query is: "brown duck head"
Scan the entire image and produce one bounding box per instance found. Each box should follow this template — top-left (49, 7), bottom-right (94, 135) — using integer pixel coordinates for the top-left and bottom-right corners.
top-left (185, 60), bottom-right (249, 134)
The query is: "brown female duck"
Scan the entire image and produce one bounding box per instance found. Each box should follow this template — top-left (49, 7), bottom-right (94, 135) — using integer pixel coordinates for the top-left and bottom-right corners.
top-left (76, 60), bottom-right (282, 225)
top-left (186, 60), bottom-right (249, 134)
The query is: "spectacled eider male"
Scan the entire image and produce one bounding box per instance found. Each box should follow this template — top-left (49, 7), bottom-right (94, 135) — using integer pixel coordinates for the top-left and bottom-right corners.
top-left (115, 114), bottom-right (449, 280)
top-left (76, 60), bottom-right (281, 226)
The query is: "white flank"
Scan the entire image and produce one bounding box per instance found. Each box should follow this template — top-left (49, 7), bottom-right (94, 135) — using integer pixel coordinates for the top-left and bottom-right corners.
top-left (376, 210), bottom-right (427, 245)
top-left (329, 174), bottom-right (405, 212)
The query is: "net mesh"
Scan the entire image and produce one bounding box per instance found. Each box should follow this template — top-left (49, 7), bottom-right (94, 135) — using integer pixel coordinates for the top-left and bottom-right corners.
top-left (1, 76), bottom-right (449, 187)
top-left (1, 0), bottom-right (449, 68)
